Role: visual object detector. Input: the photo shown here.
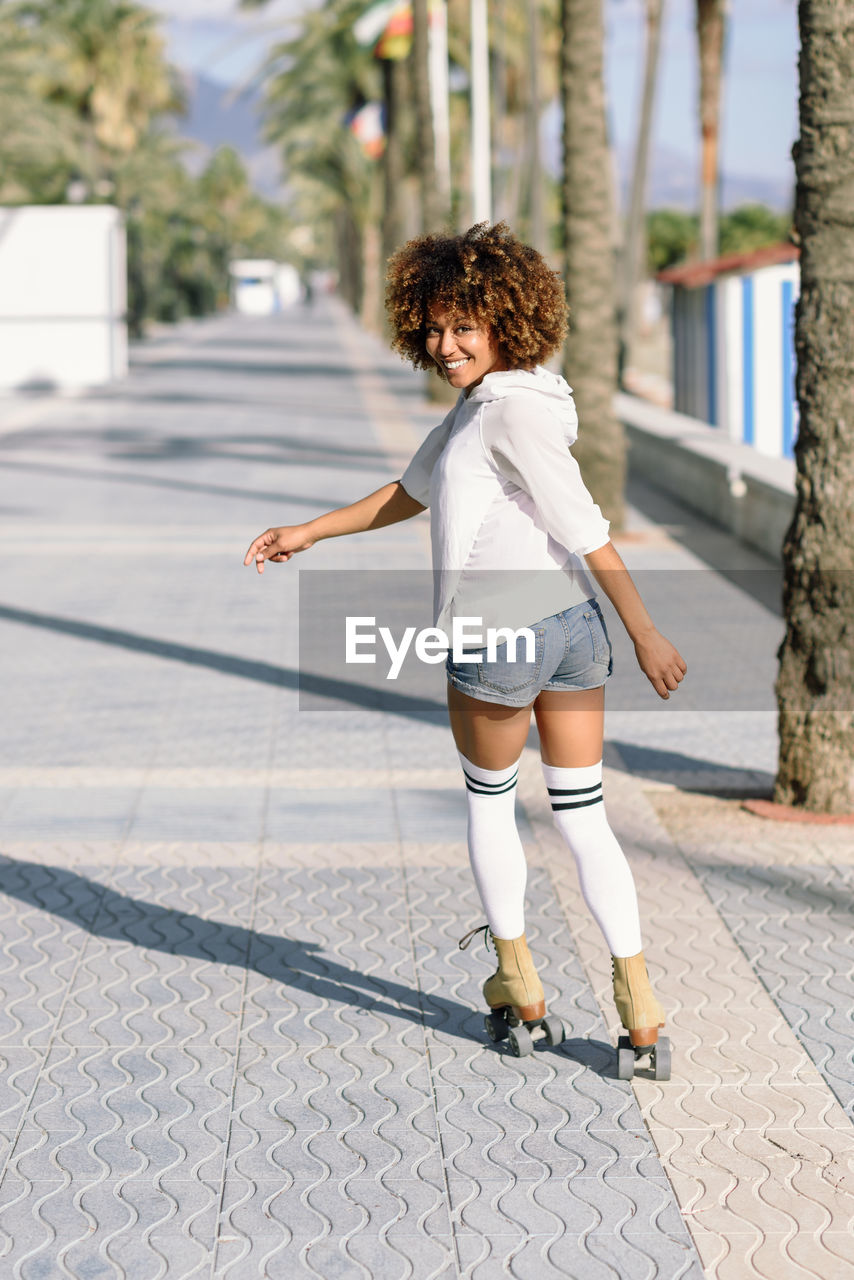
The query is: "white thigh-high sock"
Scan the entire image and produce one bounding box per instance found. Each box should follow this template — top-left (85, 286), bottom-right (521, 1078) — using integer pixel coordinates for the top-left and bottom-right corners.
top-left (541, 761), bottom-right (643, 957)
top-left (458, 752), bottom-right (527, 939)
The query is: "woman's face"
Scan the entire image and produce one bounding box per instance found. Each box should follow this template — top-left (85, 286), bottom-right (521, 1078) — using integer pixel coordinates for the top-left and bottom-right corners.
top-left (424, 308), bottom-right (508, 392)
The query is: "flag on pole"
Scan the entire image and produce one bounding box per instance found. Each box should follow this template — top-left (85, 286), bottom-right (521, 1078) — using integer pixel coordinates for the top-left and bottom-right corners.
top-left (374, 5), bottom-right (412, 58)
top-left (345, 102), bottom-right (386, 159)
top-left (354, 0), bottom-right (413, 60)
top-left (354, 0), bottom-right (400, 46)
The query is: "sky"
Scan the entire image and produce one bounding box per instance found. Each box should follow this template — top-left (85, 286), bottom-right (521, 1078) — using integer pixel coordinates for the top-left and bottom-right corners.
top-left (606, 0), bottom-right (797, 195)
top-left (149, 0), bottom-right (798, 209)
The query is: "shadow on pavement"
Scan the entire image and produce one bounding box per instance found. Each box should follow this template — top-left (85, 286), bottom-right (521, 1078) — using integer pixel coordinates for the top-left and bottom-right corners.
top-left (138, 360), bottom-right (358, 380)
top-left (611, 741), bottom-right (775, 795)
top-left (0, 457), bottom-right (350, 509)
top-left (0, 855), bottom-right (616, 1071)
top-left (0, 855), bottom-right (470, 1037)
top-left (0, 603), bottom-right (447, 722)
top-left (0, 426), bottom-right (391, 466)
top-left (625, 474), bottom-right (783, 617)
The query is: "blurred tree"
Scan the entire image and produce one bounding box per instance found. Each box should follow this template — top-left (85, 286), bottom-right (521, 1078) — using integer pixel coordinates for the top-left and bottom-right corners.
top-left (619, 0), bottom-right (664, 381)
top-left (645, 209), bottom-right (698, 272)
top-left (775, 0), bottom-right (854, 814)
top-left (20, 0), bottom-right (184, 197)
top-left (412, 0), bottom-right (444, 231)
top-left (380, 55), bottom-right (407, 272)
top-left (719, 203), bottom-right (792, 255)
top-left (525, 0), bottom-right (545, 251)
top-left (488, 0), bottom-right (560, 242)
top-left (0, 7), bottom-right (77, 200)
top-left (0, 0), bottom-right (292, 334)
top-left (248, 0), bottom-right (566, 309)
top-left (122, 146), bottom-right (290, 333)
top-left (560, 0), bottom-right (624, 528)
top-left (696, 0), bottom-right (726, 260)
top-left (114, 129), bottom-right (192, 334)
top-left (645, 204), bottom-right (792, 275)
top-left (251, 0), bottom-right (380, 318)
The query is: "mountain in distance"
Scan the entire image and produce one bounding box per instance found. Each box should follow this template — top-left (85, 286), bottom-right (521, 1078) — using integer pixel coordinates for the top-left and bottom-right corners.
top-left (170, 72), bottom-right (284, 199)
top-left (173, 73), bottom-right (794, 216)
top-left (542, 103), bottom-right (794, 214)
top-left (617, 142), bottom-right (794, 215)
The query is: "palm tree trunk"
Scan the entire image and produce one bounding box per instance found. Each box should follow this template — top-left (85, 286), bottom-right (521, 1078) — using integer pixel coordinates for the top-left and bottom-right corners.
top-left (619, 0), bottom-right (664, 380)
top-left (560, 0), bottom-right (625, 529)
top-left (381, 56), bottom-right (406, 263)
top-left (774, 0), bottom-right (854, 814)
top-left (335, 203), bottom-right (364, 314)
top-left (412, 0), bottom-right (443, 231)
top-left (696, 0), bottom-right (725, 261)
top-left (527, 0), bottom-right (545, 253)
top-left (470, 0), bottom-right (492, 222)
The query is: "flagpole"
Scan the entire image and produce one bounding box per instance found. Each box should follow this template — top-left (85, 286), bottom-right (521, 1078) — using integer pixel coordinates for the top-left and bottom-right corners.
top-left (429, 0), bottom-right (452, 213)
top-left (470, 0), bottom-right (492, 223)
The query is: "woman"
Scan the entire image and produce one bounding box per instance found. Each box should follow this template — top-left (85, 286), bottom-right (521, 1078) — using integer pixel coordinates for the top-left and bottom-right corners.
top-left (244, 223), bottom-right (686, 1070)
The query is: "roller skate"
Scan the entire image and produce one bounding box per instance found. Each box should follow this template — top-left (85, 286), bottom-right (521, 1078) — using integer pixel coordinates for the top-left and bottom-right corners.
top-left (459, 924), bottom-right (566, 1057)
top-left (612, 952), bottom-right (671, 1080)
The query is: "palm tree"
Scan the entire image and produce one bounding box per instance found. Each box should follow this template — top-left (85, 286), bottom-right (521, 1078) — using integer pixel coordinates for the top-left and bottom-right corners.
top-left (258, 0), bottom-right (379, 315)
top-left (560, 0), bottom-right (624, 528)
top-left (379, 54), bottom-right (408, 268)
top-left (774, 0), bottom-right (854, 814)
top-left (619, 0), bottom-right (664, 380)
top-left (525, 0), bottom-right (546, 252)
top-left (412, 0), bottom-right (445, 231)
top-left (0, 8), bottom-right (75, 201)
top-left (696, 0), bottom-right (726, 260)
top-left (20, 0), bottom-right (182, 196)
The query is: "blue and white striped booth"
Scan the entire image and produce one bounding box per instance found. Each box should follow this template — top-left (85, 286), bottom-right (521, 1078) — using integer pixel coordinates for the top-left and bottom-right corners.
top-left (660, 244), bottom-right (800, 460)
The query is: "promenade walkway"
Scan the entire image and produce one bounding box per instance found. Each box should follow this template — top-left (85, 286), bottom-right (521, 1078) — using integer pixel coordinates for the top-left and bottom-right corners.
top-left (0, 299), bottom-right (851, 1278)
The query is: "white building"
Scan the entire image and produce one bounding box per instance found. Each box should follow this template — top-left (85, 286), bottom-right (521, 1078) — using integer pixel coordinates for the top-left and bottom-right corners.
top-left (0, 205), bottom-right (127, 389)
top-left (660, 244), bottom-right (800, 460)
top-left (229, 260), bottom-right (300, 316)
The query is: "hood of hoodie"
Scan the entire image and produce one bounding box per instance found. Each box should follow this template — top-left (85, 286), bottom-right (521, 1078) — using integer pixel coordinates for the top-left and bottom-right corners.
top-left (466, 365), bottom-right (579, 444)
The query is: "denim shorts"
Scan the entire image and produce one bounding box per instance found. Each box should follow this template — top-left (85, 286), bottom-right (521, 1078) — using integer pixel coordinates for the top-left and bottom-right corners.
top-left (445, 598), bottom-right (613, 708)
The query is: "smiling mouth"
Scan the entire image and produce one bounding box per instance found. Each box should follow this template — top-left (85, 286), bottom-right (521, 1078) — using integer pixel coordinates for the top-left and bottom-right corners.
top-left (444, 358), bottom-right (470, 370)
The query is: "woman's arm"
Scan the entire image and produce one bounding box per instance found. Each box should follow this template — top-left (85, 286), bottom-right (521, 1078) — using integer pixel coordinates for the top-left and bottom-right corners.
top-left (243, 480), bottom-right (425, 574)
top-left (583, 540), bottom-right (687, 700)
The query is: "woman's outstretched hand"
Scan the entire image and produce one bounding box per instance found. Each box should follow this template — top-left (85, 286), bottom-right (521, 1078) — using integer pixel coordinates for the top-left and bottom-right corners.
top-left (243, 525), bottom-right (315, 574)
top-left (633, 628), bottom-right (687, 700)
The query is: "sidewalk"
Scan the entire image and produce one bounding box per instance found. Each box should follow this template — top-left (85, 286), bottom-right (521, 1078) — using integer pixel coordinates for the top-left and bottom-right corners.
top-left (0, 298), bottom-right (851, 1278)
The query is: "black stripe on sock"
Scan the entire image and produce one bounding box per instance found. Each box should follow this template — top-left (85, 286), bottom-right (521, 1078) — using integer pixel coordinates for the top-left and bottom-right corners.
top-left (551, 795), bottom-right (604, 811)
top-left (546, 781), bottom-right (602, 796)
top-left (465, 777), bottom-right (518, 796)
top-left (463, 768), bottom-right (517, 791)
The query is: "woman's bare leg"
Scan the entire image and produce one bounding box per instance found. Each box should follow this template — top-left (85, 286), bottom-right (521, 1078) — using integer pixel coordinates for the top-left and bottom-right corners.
top-left (447, 682), bottom-right (533, 768)
top-left (533, 686), bottom-right (604, 766)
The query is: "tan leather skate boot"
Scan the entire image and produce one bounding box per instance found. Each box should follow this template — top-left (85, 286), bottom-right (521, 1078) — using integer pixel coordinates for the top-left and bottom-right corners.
top-left (483, 934), bottom-right (547, 1021)
top-left (457, 926), bottom-right (547, 1021)
top-left (612, 952), bottom-right (665, 1048)
top-left (459, 925), bottom-right (565, 1055)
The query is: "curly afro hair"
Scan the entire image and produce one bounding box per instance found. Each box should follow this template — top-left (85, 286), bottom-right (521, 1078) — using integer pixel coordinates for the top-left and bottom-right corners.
top-left (385, 222), bottom-right (568, 374)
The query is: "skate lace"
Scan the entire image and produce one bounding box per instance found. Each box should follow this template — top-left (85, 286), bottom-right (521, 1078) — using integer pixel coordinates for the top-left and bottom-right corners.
top-left (458, 923), bottom-right (491, 953)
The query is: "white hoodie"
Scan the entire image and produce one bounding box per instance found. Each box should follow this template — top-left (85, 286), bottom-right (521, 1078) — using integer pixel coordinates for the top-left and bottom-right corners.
top-left (400, 366), bottom-right (610, 636)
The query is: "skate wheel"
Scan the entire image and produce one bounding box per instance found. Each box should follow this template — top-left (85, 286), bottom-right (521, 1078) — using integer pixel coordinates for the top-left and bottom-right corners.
top-left (484, 1011), bottom-right (509, 1043)
top-left (541, 1015), bottom-right (565, 1047)
top-left (617, 1035), bottom-right (636, 1080)
top-left (652, 1036), bottom-right (671, 1081)
top-left (508, 1025), bottom-right (534, 1057)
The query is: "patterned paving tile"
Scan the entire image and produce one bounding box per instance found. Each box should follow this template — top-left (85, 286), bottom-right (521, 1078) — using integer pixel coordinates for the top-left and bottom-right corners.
top-left (6, 301), bottom-right (848, 1279)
